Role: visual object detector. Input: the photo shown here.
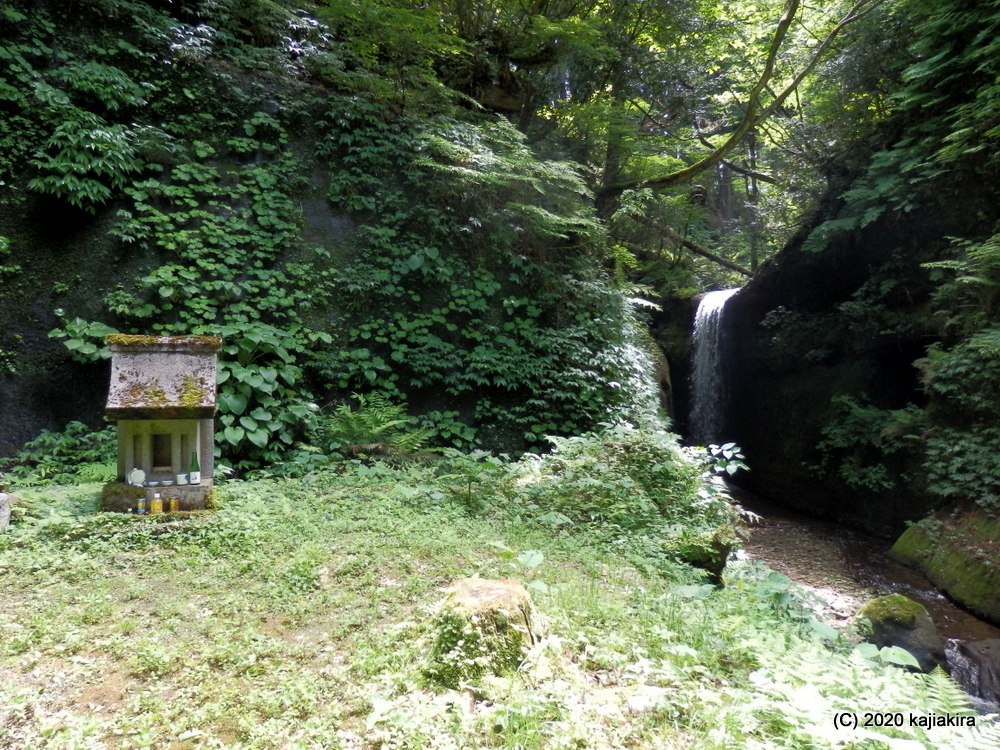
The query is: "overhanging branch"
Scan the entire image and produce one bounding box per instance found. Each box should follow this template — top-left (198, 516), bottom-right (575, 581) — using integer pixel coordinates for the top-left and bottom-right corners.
top-left (597, 0), bottom-right (883, 199)
top-left (664, 228), bottom-right (753, 277)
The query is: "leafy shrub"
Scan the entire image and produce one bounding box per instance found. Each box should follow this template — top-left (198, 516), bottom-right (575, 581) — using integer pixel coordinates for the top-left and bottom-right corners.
top-left (513, 424), bottom-right (714, 525)
top-left (213, 322), bottom-right (326, 471)
top-left (505, 424), bottom-right (738, 576)
top-left (923, 427), bottom-right (1000, 509)
top-left (917, 336), bottom-right (1000, 417)
top-left (1, 422), bottom-right (116, 487)
top-left (812, 395), bottom-right (915, 492)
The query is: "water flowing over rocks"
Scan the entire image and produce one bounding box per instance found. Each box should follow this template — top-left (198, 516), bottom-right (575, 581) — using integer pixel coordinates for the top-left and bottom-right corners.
top-left (689, 288), bottom-right (739, 446)
top-left (947, 640), bottom-right (1000, 707)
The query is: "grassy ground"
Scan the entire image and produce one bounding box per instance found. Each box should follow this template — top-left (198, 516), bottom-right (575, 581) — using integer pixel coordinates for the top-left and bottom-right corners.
top-left (1, 464), bottom-right (997, 749)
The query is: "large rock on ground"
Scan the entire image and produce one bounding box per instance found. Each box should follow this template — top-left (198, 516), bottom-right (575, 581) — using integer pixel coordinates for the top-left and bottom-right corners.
top-left (890, 507), bottom-right (1000, 626)
top-left (0, 491), bottom-right (19, 531)
top-left (425, 578), bottom-right (540, 689)
top-left (858, 594), bottom-right (946, 672)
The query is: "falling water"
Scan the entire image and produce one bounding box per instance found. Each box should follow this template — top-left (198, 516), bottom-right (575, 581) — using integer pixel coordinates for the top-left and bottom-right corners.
top-left (689, 288), bottom-right (739, 445)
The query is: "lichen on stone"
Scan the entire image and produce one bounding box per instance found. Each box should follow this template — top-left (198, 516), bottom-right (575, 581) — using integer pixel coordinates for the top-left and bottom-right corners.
top-left (122, 380), bottom-right (169, 408)
top-left (180, 375), bottom-right (208, 408)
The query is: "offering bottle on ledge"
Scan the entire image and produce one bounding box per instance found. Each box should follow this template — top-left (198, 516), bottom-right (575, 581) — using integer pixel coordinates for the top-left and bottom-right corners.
top-left (189, 451), bottom-right (201, 485)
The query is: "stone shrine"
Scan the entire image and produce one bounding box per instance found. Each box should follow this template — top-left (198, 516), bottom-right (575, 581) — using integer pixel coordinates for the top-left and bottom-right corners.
top-left (102, 335), bottom-right (222, 511)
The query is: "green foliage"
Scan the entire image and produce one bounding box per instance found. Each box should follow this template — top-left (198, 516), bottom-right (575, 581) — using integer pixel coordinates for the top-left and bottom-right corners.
top-left (804, 0), bottom-right (1000, 252)
top-left (312, 98), bottom-right (663, 451)
top-left (0, 422), bottom-right (116, 487)
top-left (312, 392), bottom-right (432, 458)
top-left (2, 458), bottom-right (997, 748)
top-left (508, 425), bottom-right (709, 531)
top-left (48, 317), bottom-right (118, 362)
top-left (27, 0), bottom-right (671, 469)
top-left (213, 322), bottom-right (326, 471)
top-left (923, 233), bottom-right (1000, 335)
top-left (805, 2), bottom-right (1000, 510)
top-left (502, 424), bottom-right (738, 578)
top-left (27, 116), bottom-right (167, 211)
top-left (0, 1), bottom-right (177, 211)
top-left (108, 150), bottom-right (329, 330)
top-left (812, 395), bottom-right (916, 492)
top-left (312, 0), bottom-right (467, 101)
top-left (922, 428), bottom-right (1000, 510)
top-left (917, 338), bottom-right (1000, 417)
top-left (689, 442), bottom-right (749, 477)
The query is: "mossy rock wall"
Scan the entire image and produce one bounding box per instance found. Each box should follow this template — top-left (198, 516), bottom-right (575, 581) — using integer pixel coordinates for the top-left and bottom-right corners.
top-left (890, 508), bottom-right (1000, 626)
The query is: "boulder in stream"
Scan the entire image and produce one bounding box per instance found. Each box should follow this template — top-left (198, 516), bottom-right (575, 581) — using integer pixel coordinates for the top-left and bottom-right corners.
top-left (857, 594), bottom-right (946, 672)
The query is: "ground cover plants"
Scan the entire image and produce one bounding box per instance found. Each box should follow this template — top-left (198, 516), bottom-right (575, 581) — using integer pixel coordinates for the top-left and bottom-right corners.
top-left (2, 426), bottom-right (998, 749)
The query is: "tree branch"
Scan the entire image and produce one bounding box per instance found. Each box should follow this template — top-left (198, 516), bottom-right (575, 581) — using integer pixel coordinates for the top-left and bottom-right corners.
top-left (597, 0), bottom-right (883, 199)
top-left (721, 158), bottom-right (783, 186)
top-left (599, 0), bottom-right (800, 197)
top-left (757, 0), bottom-right (885, 122)
top-left (664, 227), bottom-right (753, 277)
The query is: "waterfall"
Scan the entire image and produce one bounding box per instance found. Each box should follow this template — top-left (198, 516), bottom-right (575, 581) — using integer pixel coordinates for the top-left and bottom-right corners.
top-left (689, 288), bottom-right (739, 445)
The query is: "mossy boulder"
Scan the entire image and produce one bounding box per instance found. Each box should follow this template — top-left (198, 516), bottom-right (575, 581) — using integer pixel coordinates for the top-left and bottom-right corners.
top-left (425, 578), bottom-right (540, 689)
top-left (857, 594), bottom-right (945, 672)
top-left (890, 508), bottom-right (1000, 627)
top-left (671, 524), bottom-right (738, 584)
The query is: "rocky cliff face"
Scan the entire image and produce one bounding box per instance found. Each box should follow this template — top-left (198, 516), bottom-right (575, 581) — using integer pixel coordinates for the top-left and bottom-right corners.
top-left (0, 200), bottom-right (121, 455)
top-left (719, 208), bottom-right (950, 536)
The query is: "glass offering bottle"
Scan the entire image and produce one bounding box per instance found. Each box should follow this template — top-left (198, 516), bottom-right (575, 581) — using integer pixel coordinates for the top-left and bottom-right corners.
top-left (189, 451), bottom-right (201, 485)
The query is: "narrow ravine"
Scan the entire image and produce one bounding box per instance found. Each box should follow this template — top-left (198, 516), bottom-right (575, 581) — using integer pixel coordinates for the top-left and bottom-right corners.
top-left (688, 288), bottom-right (1000, 708)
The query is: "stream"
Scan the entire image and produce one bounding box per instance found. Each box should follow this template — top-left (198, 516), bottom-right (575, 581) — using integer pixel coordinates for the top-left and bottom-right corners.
top-left (730, 484), bottom-right (1000, 641)
top-left (689, 289), bottom-right (1000, 708)
top-left (729, 482), bottom-right (1000, 711)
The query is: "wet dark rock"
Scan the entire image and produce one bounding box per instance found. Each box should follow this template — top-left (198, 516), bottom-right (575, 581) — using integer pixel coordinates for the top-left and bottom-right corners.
top-left (721, 207), bottom-right (954, 536)
top-left (946, 639), bottom-right (1000, 705)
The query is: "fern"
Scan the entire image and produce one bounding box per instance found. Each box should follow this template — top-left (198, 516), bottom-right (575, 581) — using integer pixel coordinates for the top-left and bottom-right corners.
top-left (729, 640), bottom-right (1000, 750)
top-left (315, 392), bottom-right (431, 457)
